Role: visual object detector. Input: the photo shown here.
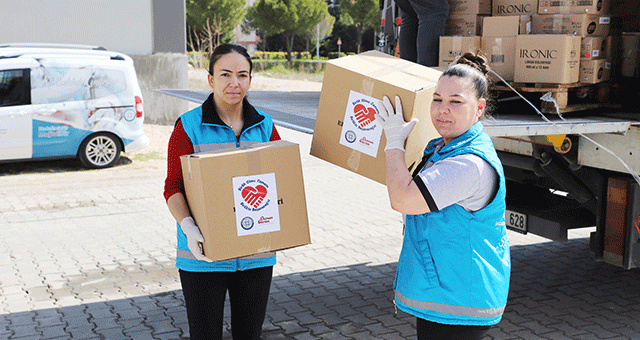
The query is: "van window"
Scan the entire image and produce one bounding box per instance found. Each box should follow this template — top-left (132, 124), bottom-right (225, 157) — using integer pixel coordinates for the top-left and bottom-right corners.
top-left (0, 69), bottom-right (30, 107)
top-left (30, 66), bottom-right (128, 105)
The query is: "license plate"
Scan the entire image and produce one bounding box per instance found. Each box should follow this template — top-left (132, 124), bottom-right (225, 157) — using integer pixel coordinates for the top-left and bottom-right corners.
top-left (505, 209), bottom-right (527, 234)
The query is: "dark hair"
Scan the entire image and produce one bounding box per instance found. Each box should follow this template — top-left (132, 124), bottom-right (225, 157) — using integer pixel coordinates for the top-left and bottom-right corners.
top-left (443, 52), bottom-right (491, 101)
top-left (208, 44), bottom-right (252, 75)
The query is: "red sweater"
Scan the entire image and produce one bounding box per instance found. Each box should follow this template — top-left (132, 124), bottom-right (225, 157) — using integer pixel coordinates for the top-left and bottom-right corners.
top-left (163, 120), bottom-right (281, 201)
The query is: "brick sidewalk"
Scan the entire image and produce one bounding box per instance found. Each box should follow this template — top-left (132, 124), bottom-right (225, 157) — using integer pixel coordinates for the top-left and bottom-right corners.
top-left (1, 126), bottom-right (640, 339)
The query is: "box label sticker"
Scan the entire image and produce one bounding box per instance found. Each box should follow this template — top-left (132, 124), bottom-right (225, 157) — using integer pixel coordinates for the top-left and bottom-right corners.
top-left (233, 173), bottom-right (280, 236)
top-left (339, 90), bottom-right (383, 157)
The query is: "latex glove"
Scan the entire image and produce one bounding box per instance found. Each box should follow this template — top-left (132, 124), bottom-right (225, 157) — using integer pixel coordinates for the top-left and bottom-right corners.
top-left (376, 95), bottom-right (418, 152)
top-left (181, 217), bottom-right (214, 262)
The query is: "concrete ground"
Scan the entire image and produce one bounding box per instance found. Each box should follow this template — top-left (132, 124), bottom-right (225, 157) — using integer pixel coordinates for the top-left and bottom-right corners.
top-left (1, 76), bottom-right (640, 339)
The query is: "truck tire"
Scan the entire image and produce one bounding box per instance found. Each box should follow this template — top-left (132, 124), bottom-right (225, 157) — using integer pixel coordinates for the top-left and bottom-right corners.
top-left (78, 133), bottom-right (121, 169)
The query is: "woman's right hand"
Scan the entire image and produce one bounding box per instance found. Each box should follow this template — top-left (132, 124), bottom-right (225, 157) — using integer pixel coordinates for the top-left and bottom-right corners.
top-left (377, 95), bottom-right (418, 152)
top-left (180, 217), bottom-right (214, 262)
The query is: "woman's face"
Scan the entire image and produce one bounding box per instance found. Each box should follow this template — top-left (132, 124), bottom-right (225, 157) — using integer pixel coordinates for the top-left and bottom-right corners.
top-left (430, 75), bottom-right (486, 145)
top-left (208, 52), bottom-right (251, 108)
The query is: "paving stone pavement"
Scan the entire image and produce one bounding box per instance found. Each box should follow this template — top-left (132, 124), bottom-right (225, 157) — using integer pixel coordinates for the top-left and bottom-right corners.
top-left (1, 124), bottom-right (640, 340)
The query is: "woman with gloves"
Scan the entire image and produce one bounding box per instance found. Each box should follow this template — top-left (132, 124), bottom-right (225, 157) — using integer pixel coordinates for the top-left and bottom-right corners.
top-left (375, 52), bottom-right (510, 340)
top-left (163, 44), bottom-right (280, 340)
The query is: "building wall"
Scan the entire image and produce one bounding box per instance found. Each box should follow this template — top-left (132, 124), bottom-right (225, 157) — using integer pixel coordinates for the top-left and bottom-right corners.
top-left (0, 0), bottom-right (188, 125)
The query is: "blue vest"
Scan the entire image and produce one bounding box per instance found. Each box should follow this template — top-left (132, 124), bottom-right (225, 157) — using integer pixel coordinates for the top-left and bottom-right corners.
top-left (395, 122), bottom-right (510, 326)
top-left (175, 95), bottom-right (276, 272)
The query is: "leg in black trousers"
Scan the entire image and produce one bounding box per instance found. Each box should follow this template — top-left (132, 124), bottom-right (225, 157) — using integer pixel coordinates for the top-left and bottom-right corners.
top-left (179, 266), bottom-right (273, 340)
top-left (179, 270), bottom-right (228, 340)
top-left (228, 266), bottom-right (273, 339)
top-left (416, 318), bottom-right (491, 340)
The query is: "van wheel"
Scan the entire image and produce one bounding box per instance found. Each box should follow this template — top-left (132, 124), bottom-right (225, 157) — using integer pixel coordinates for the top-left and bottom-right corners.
top-left (78, 133), bottom-right (121, 169)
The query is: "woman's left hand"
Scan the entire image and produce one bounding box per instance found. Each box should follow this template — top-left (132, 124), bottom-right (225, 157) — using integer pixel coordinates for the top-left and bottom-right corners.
top-left (376, 95), bottom-right (418, 152)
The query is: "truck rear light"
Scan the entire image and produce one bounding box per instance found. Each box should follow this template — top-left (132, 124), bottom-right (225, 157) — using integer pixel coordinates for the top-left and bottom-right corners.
top-left (381, 18), bottom-right (385, 28)
top-left (135, 96), bottom-right (143, 118)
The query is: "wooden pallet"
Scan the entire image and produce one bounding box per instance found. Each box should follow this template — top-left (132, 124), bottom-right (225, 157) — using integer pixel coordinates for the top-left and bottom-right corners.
top-left (491, 81), bottom-right (611, 114)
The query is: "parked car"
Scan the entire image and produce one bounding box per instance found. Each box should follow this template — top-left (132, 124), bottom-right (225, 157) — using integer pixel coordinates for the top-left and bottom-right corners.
top-left (0, 43), bottom-right (148, 169)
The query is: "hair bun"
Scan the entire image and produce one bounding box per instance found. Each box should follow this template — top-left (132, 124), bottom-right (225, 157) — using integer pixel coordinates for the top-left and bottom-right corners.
top-left (456, 52), bottom-right (490, 77)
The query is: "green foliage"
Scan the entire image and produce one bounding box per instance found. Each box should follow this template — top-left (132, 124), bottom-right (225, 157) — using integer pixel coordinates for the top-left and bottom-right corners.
top-left (253, 60), bottom-right (326, 74)
top-left (339, 0), bottom-right (380, 52)
top-left (247, 0), bottom-right (332, 60)
top-left (253, 51), bottom-right (314, 59)
top-left (186, 0), bottom-right (247, 47)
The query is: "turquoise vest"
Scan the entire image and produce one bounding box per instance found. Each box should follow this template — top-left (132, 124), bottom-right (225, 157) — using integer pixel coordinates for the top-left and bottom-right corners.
top-left (395, 122), bottom-right (510, 326)
top-left (175, 96), bottom-right (276, 272)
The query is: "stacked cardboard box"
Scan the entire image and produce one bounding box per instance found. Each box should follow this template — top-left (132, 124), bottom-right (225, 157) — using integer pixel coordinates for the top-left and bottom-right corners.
top-left (524, 0), bottom-right (613, 84)
top-left (440, 0), bottom-right (534, 81)
top-left (439, 0), bottom-right (491, 67)
top-left (444, 0), bottom-right (490, 37)
top-left (482, 14), bottom-right (532, 81)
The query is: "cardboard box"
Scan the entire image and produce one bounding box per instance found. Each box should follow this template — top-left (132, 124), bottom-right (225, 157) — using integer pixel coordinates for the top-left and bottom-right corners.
top-left (483, 15), bottom-right (531, 36)
top-left (515, 34), bottom-right (581, 84)
top-left (492, 0), bottom-right (538, 16)
top-left (483, 36), bottom-right (517, 81)
top-left (538, 0), bottom-right (610, 15)
top-left (310, 51), bottom-right (442, 185)
top-left (439, 36), bottom-right (482, 67)
top-left (579, 59), bottom-right (611, 83)
top-left (180, 140), bottom-right (311, 261)
top-left (520, 15), bottom-right (533, 35)
top-left (581, 36), bottom-right (607, 60)
top-left (532, 14), bottom-right (611, 37)
top-left (445, 14), bottom-right (487, 36)
top-left (621, 32), bottom-right (640, 77)
top-left (449, 0), bottom-right (491, 15)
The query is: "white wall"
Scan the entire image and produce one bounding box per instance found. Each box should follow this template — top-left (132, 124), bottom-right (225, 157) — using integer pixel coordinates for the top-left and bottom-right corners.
top-left (0, 0), bottom-right (153, 55)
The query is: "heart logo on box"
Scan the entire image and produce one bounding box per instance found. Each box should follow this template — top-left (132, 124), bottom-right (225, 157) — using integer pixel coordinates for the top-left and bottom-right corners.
top-left (241, 185), bottom-right (268, 208)
top-left (353, 103), bottom-right (376, 128)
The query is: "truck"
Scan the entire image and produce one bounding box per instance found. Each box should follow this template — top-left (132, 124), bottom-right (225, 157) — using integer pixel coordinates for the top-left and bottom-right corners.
top-left (377, 0), bottom-right (640, 269)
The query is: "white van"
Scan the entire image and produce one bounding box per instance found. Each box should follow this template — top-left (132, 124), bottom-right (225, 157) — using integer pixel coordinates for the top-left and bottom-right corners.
top-left (0, 43), bottom-right (149, 168)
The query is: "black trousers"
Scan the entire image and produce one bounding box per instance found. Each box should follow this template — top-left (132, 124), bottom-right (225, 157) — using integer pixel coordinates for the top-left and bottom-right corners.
top-left (179, 266), bottom-right (273, 340)
top-left (417, 318), bottom-right (491, 340)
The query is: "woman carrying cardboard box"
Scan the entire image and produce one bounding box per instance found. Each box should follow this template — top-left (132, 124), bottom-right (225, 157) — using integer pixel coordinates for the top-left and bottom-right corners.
top-left (376, 52), bottom-right (510, 339)
top-left (163, 44), bottom-right (281, 340)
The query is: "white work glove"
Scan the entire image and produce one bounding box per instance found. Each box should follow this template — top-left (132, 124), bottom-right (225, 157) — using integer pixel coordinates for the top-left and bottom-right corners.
top-left (180, 217), bottom-right (213, 262)
top-left (376, 95), bottom-right (418, 152)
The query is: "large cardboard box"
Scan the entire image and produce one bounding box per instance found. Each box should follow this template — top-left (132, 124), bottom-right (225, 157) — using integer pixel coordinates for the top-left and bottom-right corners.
top-left (310, 51), bottom-right (442, 185)
top-left (180, 140), bottom-right (311, 261)
top-left (531, 14), bottom-right (611, 37)
top-left (483, 15), bottom-right (531, 36)
top-left (538, 0), bottom-right (610, 15)
top-left (439, 36), bottom-right (482, 67)
top-left (515, 34), bottom-right (581, 84)
top-left (492, 0), bottom-right (538, 16)
top-left (483, 37), bottom-right (517, 81)
top-left (579, 59), bottom-right (611, 83)
top-left (445, 14), bottom-right (487, 36)
top-left (449, 0), bottom-right (491, 15)
top-left (580, 36), bottom-right (607, 60)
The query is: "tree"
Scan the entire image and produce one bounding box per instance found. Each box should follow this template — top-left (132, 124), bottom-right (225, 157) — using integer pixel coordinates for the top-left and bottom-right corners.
top-left (186, 0), bottom-right (247, 55)
top-left (247, 0), bottom-right (330, 61)
top-left (307, 15), bottom-right (336, 58)
top-left (339, 0), bottom-right (380, 53)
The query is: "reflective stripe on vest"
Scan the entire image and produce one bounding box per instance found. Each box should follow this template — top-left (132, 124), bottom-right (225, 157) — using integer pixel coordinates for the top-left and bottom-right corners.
top-left (396, 290), bottom-right (506, 318)
top-left (176, 249), bottom-right (275, 261)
